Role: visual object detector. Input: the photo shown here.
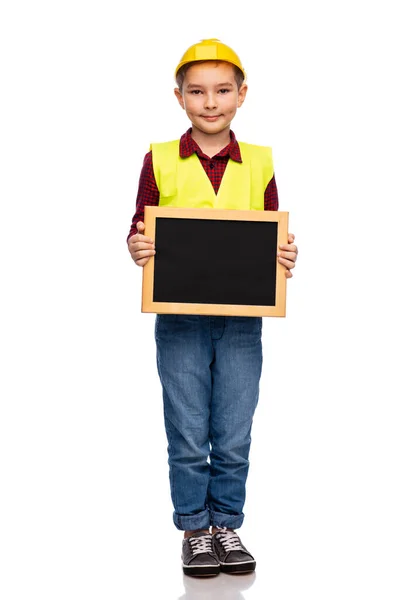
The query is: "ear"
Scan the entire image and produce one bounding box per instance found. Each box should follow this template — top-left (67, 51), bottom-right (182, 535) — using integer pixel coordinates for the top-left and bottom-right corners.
top-left (174, 87), bottom-right (185, 109)
top-left (237, 83), bottom-right (248, 108)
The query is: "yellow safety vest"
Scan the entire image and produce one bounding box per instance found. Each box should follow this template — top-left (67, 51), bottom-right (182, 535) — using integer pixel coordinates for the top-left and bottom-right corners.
top-left (150, 140), bottom-right (273, 211)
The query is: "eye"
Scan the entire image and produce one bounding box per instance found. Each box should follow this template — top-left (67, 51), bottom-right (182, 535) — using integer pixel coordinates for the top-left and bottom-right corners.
top-left (190, 90), bottom-right (202, 95)
top-left (218, 88), bottom-right (230, 94)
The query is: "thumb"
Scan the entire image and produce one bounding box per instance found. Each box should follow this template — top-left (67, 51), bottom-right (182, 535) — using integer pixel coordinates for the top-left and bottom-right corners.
top-left (137, 221), bottom-right (145, 234)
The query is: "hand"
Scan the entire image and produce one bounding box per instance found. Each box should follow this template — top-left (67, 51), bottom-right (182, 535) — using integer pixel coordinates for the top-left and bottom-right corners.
top-left (127, 221), bottom-right (156, 267)
top-left (278, 233), bottom-right (298, 279)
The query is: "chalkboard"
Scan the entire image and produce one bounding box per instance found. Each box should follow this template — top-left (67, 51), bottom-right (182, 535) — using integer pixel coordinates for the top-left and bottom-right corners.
top-left (142, 207), bottom-right (288, 317)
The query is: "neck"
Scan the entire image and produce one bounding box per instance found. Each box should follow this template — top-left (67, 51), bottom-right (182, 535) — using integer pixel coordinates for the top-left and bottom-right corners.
top-left (190, 126), bottom-right (231, 158)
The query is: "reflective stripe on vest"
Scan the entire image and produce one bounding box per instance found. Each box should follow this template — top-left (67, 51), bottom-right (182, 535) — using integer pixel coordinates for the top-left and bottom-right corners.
top-left (150, 140), bottom-right (274, 211)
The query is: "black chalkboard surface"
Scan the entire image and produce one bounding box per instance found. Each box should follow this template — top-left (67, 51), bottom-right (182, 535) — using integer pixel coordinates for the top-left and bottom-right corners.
top-left (142, 207), bottom-right (288, 317)
top-left (153, 218), bottom-right (277, 306)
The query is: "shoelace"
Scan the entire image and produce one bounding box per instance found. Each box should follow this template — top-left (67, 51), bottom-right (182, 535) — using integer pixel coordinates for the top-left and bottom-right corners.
top-left (215, 528), bottom-right (243, 552)
top-left (189, 535), bottom-right (213, 556)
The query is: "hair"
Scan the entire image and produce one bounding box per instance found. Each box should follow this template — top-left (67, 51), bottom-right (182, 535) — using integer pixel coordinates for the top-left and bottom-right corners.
top-left (176, 61), bottom-right (245, 92)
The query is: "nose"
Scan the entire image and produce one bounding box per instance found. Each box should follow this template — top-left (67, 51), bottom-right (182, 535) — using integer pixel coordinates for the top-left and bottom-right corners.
top-left (204, 92), bottom-right (217, 110)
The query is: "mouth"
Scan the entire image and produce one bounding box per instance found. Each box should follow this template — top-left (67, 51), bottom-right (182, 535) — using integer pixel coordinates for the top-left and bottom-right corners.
top-left (201, 115), bottom-right (222, 122)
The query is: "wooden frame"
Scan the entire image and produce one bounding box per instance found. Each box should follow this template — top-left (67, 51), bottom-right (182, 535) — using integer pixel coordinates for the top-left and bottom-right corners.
top-left (142, 206), bottom-right (289, 317)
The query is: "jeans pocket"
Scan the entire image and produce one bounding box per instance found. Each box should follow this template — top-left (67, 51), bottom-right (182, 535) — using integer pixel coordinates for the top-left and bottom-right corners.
top-left (155, 314), bottom-right (177, 339)
top-left (232, 316), bottom-right (262, 334)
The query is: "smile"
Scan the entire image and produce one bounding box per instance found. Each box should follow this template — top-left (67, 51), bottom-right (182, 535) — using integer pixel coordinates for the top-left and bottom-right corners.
top-left (201, 115), bottom-right (221, 121)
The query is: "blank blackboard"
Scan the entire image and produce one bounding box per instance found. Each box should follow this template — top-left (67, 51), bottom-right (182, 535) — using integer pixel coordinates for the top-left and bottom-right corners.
top-left (142, 207), bottom-right (289, 317)
top-left (153, 218), bottom-right (277, 306)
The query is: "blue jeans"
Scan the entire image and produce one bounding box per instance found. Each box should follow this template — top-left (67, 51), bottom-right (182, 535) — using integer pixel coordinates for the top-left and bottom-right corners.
top-left (155, 314), bottom-right (263, 531)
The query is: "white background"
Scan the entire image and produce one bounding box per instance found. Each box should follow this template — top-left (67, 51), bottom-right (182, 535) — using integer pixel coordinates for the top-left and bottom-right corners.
top-left (1, 1), bottom-right (412, 599)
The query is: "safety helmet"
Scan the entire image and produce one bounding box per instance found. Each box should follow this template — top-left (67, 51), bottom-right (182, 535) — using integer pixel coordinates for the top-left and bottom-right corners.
top-left (175, 38), bottom-right (246, 79)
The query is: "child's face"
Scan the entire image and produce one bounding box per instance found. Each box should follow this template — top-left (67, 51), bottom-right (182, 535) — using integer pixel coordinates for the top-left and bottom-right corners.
top-left (174, 61), bottom-right (247, 136)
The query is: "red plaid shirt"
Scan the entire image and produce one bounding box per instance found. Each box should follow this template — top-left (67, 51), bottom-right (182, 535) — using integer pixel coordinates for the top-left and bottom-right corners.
top-left (127, 129), bottom-right (279, 241)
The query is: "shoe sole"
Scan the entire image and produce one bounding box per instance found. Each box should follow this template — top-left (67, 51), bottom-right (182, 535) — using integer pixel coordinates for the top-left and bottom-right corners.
top-left (220, 561), bottom-right (256, 574)
top-left (182, 564), bottom-right (220, 577)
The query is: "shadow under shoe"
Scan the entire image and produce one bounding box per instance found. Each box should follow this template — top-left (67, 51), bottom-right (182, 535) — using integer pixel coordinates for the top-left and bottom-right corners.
top-left (212, 528), bottom-right (256, 574)
top-left (182, 531), bottom-right (220, 577)
top-left (181, 570), bottom-right (256, 599)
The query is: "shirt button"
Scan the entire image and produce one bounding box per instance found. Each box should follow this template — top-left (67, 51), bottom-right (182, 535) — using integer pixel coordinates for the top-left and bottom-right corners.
top-left (210, 162), bottom-right (215, 169)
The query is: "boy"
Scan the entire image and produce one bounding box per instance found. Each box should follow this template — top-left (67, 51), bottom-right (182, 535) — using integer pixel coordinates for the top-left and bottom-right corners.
top-left (127, 39), bottom-right (298, 577)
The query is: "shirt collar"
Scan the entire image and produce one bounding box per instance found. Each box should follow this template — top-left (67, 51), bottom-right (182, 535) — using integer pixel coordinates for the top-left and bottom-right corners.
top-left (179, 128), bottom-right (242, 163)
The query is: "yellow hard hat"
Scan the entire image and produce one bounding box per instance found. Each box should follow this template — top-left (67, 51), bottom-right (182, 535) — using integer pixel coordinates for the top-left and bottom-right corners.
top-left (175, 38), bottom-right (246, 78)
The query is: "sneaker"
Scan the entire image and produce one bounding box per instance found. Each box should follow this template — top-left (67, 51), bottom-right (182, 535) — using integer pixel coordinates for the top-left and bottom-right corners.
top-left (182, 531), bottom-right (220, 577)
top-left (212, 528), bottom-right (256, 574)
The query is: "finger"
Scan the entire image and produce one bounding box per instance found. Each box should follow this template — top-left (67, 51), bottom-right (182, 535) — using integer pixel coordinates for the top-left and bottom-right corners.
top-left (278, 250), bottom-right (297, 263)
top-left (134, 241), bottom-right (155, 251)
top-left (278, 244), bottom-right (298, 254)
top-left (135, 256), bottom-right (151, 267)
top-left (128, 233), bottom-right (153, 245)
top-left (132, 248), bottom-right (156, 261)
top-left (129, 235), bottom-right (154, 246)
top-left (285, 269), bottom-right (293, 279)
top-left (278, 256), bottom-right (296, 270)
top-left (287, 233), bottom-right (295, 243)
top-left (137, 221), bottom-right (145, 233)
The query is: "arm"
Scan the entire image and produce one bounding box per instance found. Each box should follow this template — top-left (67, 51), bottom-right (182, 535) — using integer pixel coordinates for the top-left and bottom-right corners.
top-left (264, 175), bottom-right (298, 278)
top-left (127, 151), bottom-right (159, 267)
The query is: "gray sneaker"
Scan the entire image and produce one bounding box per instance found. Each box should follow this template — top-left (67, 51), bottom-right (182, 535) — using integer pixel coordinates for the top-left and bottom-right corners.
top-left (212, 528), bottom-right (256, 574)
top-left (182, 531), bottom-right (220, 577)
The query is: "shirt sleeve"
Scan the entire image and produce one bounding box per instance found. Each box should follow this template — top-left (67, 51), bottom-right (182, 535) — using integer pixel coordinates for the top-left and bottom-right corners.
top-left (127, 151), bottom-right (160, 241)
top-left (264, 174), bottom-right (279, 211)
